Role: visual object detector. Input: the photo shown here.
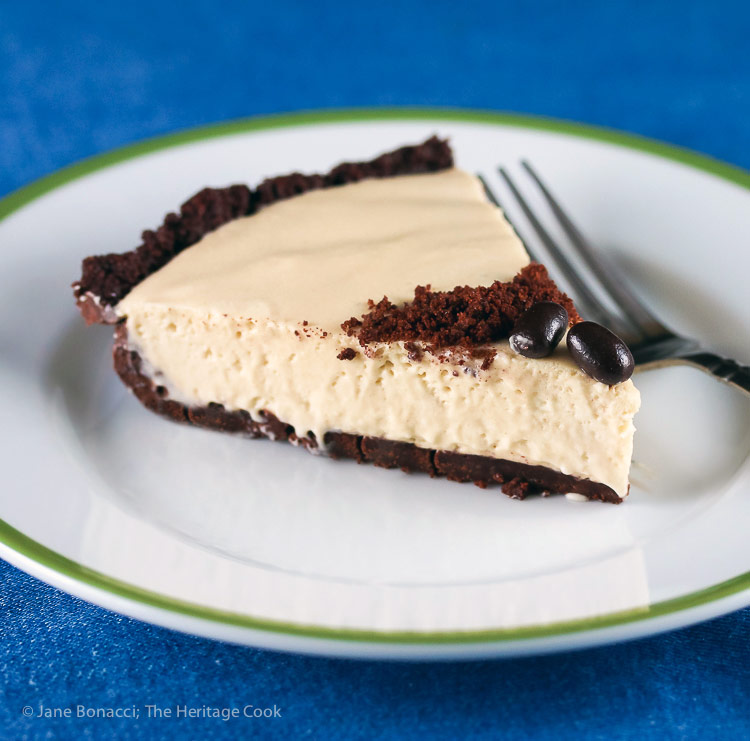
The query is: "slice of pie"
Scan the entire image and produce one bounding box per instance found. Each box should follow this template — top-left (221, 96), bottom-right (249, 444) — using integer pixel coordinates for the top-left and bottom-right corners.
top-left (73, 137), bottom-right (639, 503)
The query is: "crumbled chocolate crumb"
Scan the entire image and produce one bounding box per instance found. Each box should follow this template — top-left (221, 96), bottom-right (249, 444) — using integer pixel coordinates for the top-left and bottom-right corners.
top-left (337, 348), bottom-right (357, 360)
top-left (342, 264), bottom-right (579, 350)
top-left (501, 477), bottom-right (532, 500)
top-left (480, 353), bottom-right (495, 371)
top-left (475, 347), bottom-right (497, 371)
top-left (404, 341), bottom-right (423, 362)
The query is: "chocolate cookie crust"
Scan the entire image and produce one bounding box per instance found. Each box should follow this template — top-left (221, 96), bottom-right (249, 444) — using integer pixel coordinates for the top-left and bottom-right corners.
top-left (73, 136), bottom-right (453, 323)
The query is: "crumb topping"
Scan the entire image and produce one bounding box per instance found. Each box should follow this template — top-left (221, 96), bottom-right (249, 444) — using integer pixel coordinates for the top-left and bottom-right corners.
top-left (337, 348), bottom-right (357, 360)
top-left (342, 264), bottom-right (580, 352)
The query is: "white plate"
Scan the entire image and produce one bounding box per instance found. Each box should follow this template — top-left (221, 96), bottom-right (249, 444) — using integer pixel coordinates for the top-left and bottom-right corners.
top-left (1, 109), bottom-right (749, 660)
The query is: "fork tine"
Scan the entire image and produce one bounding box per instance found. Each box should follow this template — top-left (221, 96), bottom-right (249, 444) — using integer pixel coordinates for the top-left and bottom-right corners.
top-left (520, 161), bottom-right (668, 339)
top-left (477, 174), bottom-right (539, 262)
top-left (497, 168), bottom-right (633, 336)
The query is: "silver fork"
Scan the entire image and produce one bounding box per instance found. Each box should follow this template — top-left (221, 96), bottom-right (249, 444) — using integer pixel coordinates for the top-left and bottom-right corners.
top-left (479, 163), bottom-right (750, 396)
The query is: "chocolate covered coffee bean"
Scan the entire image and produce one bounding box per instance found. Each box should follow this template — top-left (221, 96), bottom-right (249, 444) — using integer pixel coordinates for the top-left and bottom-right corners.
top-left (566, 321), bottom-right (634, 385)
top-left (509, 302), bottom-right (569, 359)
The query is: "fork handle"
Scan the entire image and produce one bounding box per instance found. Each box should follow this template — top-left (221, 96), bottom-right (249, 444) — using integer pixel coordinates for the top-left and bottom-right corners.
top-left (679, 352), bottom-right (750, 396)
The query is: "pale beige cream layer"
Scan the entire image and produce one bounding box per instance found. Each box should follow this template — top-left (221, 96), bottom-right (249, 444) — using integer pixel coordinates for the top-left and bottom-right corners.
top-left (117, 168), bottom-right (640, 497)
top-left (119, 169), bottom-right (530, 332)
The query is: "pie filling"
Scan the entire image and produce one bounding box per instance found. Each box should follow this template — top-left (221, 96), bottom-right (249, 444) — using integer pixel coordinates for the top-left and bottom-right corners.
top-left (114, 168), bottom-right (640, 499)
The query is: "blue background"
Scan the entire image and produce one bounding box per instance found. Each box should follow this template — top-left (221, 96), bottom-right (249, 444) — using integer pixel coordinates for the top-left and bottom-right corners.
top-left (2, 1), bottom-right (749, 738)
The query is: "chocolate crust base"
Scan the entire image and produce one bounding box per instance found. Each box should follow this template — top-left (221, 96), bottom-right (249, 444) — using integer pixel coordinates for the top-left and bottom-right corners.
top-left (73, 136), bottom-right (453, 323)
top-left (113, 326), bottom-right (622, 503)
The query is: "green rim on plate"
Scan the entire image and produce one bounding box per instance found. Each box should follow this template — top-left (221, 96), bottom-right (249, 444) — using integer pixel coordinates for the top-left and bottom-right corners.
top-left (2, 107), bottom-right (749, 645)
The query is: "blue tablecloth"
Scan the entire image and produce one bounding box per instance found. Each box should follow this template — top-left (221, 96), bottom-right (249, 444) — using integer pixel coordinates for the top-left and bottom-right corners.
top-left (2, 1), bottom-right (749, 738)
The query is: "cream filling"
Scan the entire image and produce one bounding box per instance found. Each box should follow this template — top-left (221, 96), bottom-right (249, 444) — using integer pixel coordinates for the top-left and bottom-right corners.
top-left (122, 312), bottom-right (639, 497)
top-left (118, 169), bottom-right (530, 332)
top-left (117, 167), bottom-right (640, 497)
